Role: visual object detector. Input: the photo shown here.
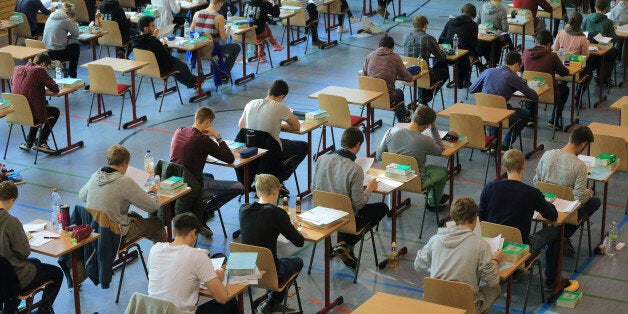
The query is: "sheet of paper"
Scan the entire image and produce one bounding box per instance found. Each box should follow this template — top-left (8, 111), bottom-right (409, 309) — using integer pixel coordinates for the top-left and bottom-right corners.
top-left (32, 230), bottom-right (60, 238)
top-left (593, 33), bottom-right (612, 44)
top-left (588, 168), bottom-right (611, 181)
top-left (126, 166), bottom-right (150, 188)
top-left (583, 31), bottom-right (589, 38)
top-left (29, 237), bottom-right (53, 247)
top-left (553, 198), bottom-right (579, 213)
top-left (533, 211), bottom-right (541, 220)
top-left (483, 234), bottom-right (504, 253)
top-left (277, 234), bottom-right (290, 243)
top-left (445, 217), bottom-right (482, 237)
top-left (210, 257), bottom-right (224, 271)
top-left (498, 261), bottom-right (514, 271)
top-left (355, 157), bottom-right (374, 174)
top-left (577, 154), bottom-right (596, 167)
top-left (23, 223), bottom-right (47, 233)
top-left (618, 24), bottom-right (628, 33)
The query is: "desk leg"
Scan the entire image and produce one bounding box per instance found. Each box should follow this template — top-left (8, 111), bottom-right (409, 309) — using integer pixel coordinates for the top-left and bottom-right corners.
top-left (57, 94), bottom-right (84, 155)
top-left (88, 94), bottom-right (113, 124)
top-left (564, 75), bottom-right (580, 132)
top-left (316, 237), bottom-right (343, 314)
top-left (362, 0), bottom-right (374, 16)
top-left (393, 0), bottom-right (406, 19)
top-left (235, 34), bottom-right (255, 84)
top-left (412, 80), bottom-right (418, 109)
top-left (547, 224), bottom-right (565, 302)
top-left (320, 4), bottom-right (338, 49)
top-left (453, 58), bottom-right (459, 104)
top-left (600, 181), bottom-right (608, 241)
top-left (165, 202), bottom-right (174, 241)
top-left (594, 52), bottom-right (607, 107)
top-left (447, 155), bottom-right (457, 209)
top-left (490, 39), bottom-right (496, 68)
top-left (71, 251), bottom-right (81, 314)
top-left (122, 71), bottom-right (148, 129)
top-left (7, 29), bottom-right (13, 45)
top-left (506, 276), bottom-right (513, 314)
top-left (522, 24), bottom-right (526, 51)
top-left (190, 50), bottom-right (212, 103)
top-left (365, 105), bottom-right (374, 158)
top-left (298, 131), bottom-right (313, 198)
top-left (280, 17), bottom-right (298, 66)
top-left (243, 164), bottom-right (250, 203)
top-left (91, 39), bottom-right (97, 61)
top-left (620, 37), bottom-right (627, 87)
top-left (525, 102), bottom-right (544, 160)
top-left (495, 122), bottom-right (503, 179)
top-left (238, 292), bottom-right (244, 314)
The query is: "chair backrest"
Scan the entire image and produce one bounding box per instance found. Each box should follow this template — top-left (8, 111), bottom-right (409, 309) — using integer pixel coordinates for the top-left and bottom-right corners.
top-left (475, 93), bottom-right (510, 128)
top-left (423, 277), bottom-right (476, 314)
top-left (312, 190), bottom-right (357, 234)
top-left (98, 20), bottom-right (123, 47)
top-left (281, 2), bottom-right (307, 27)
top-left (317, 0), bottom-right (342, 14)
top-left (522, 71), bottom-right (554, 104)
top-left (133, 48), bottom-right (161, 78)
top-left (88, 64), bottom-right (120, 95)
top-left (621, 104), bottom-right (628, 127)
top-left (358, 75), bottom-right (393, 110)
top-left (85, 207), bottom-right (122, 235)
top-left (589, 134), bottom-right (628, 172)
top-left (24, 39), bottom-right (46, 49)
top-left (229, 242), bottom-right (280, 291)
top-left (230, 18), bottom-right (258, 44)
top-left (66, 0), bottom-right (90, 23)
top-left (318, 94), bottom-right (352, 129)
top-left (0, 52), bottom-right (15, 80)
top-left (381, 152), bottom-right (423, 194)
top-left (12, 12), bottom-right (33, 38)
top-left (480, 221), bottom-right (523, 244)
top-left (119, 0), bottom-right (137, 9)
top-left (449, 112), bottom-right (488, 150)
top-left (535, 181), bottom-right (574, 201)
top-left (400, 56), bottom-right (431, 88)
top-left (2, 93), bottom-right (35, 126)
top-left (125, 292), bottom-right (184, 314)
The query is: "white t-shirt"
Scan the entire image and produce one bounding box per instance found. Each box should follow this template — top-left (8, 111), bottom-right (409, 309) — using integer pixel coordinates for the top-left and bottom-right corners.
top-left (148, 243), bottom-right (217, 314)
top-left (241, 98), bottom-right (292, 149)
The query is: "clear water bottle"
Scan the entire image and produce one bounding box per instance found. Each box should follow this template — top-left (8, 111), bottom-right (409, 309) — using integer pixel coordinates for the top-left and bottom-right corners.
top-left (55, 61), bottom-right (62, 80)
top-left (144, 150), bottom-right (154, 176)
top-left (452, 33), bottom-right (459, 55)
top-left (226, 5), bottom-right (232, 25)
top-left (558, 48), bottom-right (565, 64)
top-left (607, 221), bottom-right (618, 258)
top-left (388, 241), bottom-right (399, 267)
top-left (50, 188), bottom-right (62, 229)
top-left (184, 20), bottom-right (190, 39)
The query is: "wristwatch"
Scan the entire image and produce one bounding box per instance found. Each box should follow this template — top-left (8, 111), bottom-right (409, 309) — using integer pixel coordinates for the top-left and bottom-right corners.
top-left (215, 134), bottom-right (222, 142)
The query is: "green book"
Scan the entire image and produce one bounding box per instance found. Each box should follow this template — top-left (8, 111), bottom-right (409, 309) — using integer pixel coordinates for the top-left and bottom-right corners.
top-left (160, 176), bottom-right (184, 189)
top-left (226, 252), bottom-right (258, 277)
top-left (502, 242), bottom-right (529, 262)
top-left (557, 291), bottom-right (582, 308)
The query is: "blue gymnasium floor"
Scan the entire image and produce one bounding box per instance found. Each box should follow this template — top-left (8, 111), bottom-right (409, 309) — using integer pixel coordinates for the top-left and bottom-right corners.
top-left (1, 0), bottom-right (627, 313)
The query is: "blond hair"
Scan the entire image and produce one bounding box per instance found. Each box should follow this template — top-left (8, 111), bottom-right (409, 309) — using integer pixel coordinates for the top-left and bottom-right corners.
top-left (63, 2), bottom-right (75, 18)
top-left (502, 149), bottom-right (525, 173)
top-left (450, 196), bottom-right (478, 225)
top-left (107, 144), bottom-right (130, 166)
top-left (254, 174), bottom-right (281, 196)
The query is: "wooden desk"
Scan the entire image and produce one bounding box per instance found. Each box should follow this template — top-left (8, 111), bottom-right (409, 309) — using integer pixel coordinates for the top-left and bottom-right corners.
top-left (353, 292), bottom-right (466, 314)
top-left (46, 83), bottom-right (86, 154)
top-left (499, 252), bottom-right (531, 313)
top-left (199, 274), bottom-right (254, 314)
top-left (29, 219), bottom-right (100, 314)
top-left (81, 57), bottom-right (149, 129)
top-left (0, 20), bottom-right (20, 45)
top-left (401, 69), bottom-right (429, 108)
top-left (206, 147), bottom-right (268, 204)
top-left (166, 37), bottom-right (213, 103)
top-left (609, 96), bottom-right (627, 125)
top-left (446, 49), bottom-right (469, 104)
top-left (74, 31), bottom-right (109, 61)
top-left (477, 33), bottom-right (499, 67)
top-left (0, 45), bottom-right (47, 60)
top-left (555, 65), bottom-right (585, 132)
top-left (512, 85), bottom-right (551, 159)
top-left (589, 44), bottom-right (612, 107)
top-left (308, 86), bottom-right (383, 158)
top-left (617, 31), bottom-right (628, 87)
top-left (282, 119), bottom-right (326, 198)
top-left (438, 103), bottom-right (514, 178)
top-left (279, 10), bottom-right (299, 66)
top-left (536, 0), bottom-right (562, 34)
top-left (231, 26), bottom-right (257, 85)
top-left (319, 0), bottom-right (340, 49)
top-left (507, 17), bottom-right (533, 51)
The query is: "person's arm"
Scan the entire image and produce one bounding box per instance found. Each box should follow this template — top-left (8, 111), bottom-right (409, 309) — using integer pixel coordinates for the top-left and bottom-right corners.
top-left (198, 257), bottom-right (229, 304)
top-left (552, 32), bottom-right (561, 52)
top-left (501, 8), bottom-right (509, 32)
top-left (479, 185), bottom-right (489, 221)
top-left (605, 21), bottom-right (617, 40)
top-left (429, 36), bottom-right (447, 61)
top-left (511, 72), bottom-right (539, 102)
top-left (573, 162), bottom-right (591, 203)
top-left (478, 244), bottom-right (501, 288)
top-left (238, 110), bottom-right (247, 128)
top-left (79, 183), bottom-right (88, 202)
top-left (37, 0), bottom-right (51, 15)
top-left (438, 22), bottom-right (449, 44)
top-left (215, 14), bottom-right (230, 42)
top-left (469, 71), bottom-right (486, 94)
top-left (276, 208), bottom-right (304, 247)
top-left (202, 132), bottom-right (235, 164)
top-left (425, 126), bottom-right (444, 155)
top-left (413, 241), bottom-right (432, 272)
top-left (41, 68), bottom-right (59, 93)
top-left (9, 217), bottom-right (32, 260)
top-left (535, 189), bottom-right (558, 221)
top-left (66, 17), bottom-right (80, 37)
top-left (376, 129), bottom-right (391, 161)
top-left (475, 8), bottom-right (482, 24)
top-left (554, 54), bottom-right (570, 77)
top-left (269, 2), bottom-right (280, 18)
top-left (126, 179), bottom-right (161, 213)
top-left (170, 0), bottom-right (181, 14)
top-left (283, 113), bottom-right (301, 132)
top-left (538, 0), bottom-right (553, 13)
top-left (351, 167), bottom-right (370, 211)
top-left (203, 274), bottom-right (230, 304)
top-left (580, 37), bottom-right (590, 57)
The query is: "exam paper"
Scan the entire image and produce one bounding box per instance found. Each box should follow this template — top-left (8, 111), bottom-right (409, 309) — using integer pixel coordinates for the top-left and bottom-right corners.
top-left (23, 223), bottom-right (47, 233)
top-left (593, 33), bottom-right (612, 44)
top-left (552, 198), bottom-right (580, 213)
top-left (355, 157), bottom-right (374, 174)
top-left (483, 234), bottom-right (504, 253)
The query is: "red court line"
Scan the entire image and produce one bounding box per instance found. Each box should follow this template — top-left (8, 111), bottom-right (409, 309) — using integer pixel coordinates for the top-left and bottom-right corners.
top-left (307, 299), bottom-right (323, 305)
top-left (453, 178), bottom-right (484, 185)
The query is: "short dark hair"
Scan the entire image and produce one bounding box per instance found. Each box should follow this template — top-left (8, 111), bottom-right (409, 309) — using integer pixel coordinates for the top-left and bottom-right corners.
top-left (379, 35), bottom-right (395, 49)
top-left (341, 127), bottom-right (364, 149)
top-left (595, 0), bottom-right (610, 11)
top-left (138, 15), bottom-right (155, 32)
top-left (412, 105), bottom-right (436, 126)
top-left (450, 196), bottom-right (478, 225)
top-left (173, 212), bottom-right (201, 237)
top-left (268, 80), bottom-right (289, 97)
top-left (504, 51), bottom-right (522, 66)
top-left (413, 15), bottom-right (428, 29)
top-left (569, 125), bottom-right (594, 146)
top-left (0, 181), bottom-right (18, 201)
top-left (535, 30), bottom-right (553, 46)
top-left (33, 53), bottom-right (51, 66)
top-left (567, 12), bottom-right (583, 29)
top-left (461, 3), bottom-right (477, 18)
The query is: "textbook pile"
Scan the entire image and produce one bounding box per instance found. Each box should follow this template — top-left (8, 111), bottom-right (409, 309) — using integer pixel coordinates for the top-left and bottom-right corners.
top-left (384, 163), bottom-right (414, 181)
top-left (305, 109), bottom-right (329, 124)
top-left (502, 242), bottom-right (529, 262)
top-left (159, 176), bottom-right (188, 196)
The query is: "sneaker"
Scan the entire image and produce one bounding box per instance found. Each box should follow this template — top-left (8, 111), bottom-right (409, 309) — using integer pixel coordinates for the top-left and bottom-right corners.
top-left (563, 238), bottom-right (575, 257)
top-left (199, 225), bottom-right (213, 238)
top-left (501, 142), bottom-right (510, 151)
top-left (256, 300), bottom-right (272, 314)
top-left (544, 277), bottom-right (571, 293)
top-left (438, 194), bottom-right (450, 206)
top-left (36, 143), bottom-right (56, 155)
top-left (259, 56), bottom-right (267, 63)
top-left (547, 122), bottom-right (562, 131)
top-left (526, 121), bottom-right (535, 127)
top-left (446, 81), bottom-right (455, 89)
top-left (337, 26), bottom-right (349, 33)
top-left (270, 303), bottom-right (300, 314)
top-left (19, 142), bottom-right (33, 151)
top-left (272, 44), bottom-right (285, 51)
top-left (349, 17), bottom-right (360, 24)
top-left (333, 242), bottom-right (357, 269)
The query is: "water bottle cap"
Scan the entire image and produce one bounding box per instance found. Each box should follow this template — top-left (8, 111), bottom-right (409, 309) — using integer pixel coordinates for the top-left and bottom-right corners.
top-left (52, 188), bottom-right (58, 192)
top-left (146, 150), bottom-right (150, 153)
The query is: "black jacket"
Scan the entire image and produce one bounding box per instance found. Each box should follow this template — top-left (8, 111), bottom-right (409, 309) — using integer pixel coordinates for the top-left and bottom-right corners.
top-left (243, 0), bottom-right (280, 35)
top-left (439, 14), bottom-right (479, 57)
top-left (98, 0), bottom-right (132, 43)
top-left (131, 33), bottom-right (174, 73)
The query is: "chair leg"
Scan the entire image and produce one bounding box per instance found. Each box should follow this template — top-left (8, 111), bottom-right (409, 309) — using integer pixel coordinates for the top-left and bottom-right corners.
top-left (586, 218), bottom-right (592, 256)
top-left (575, 219), bottom-right (585, 270)
top-left (158, 80), bottom-right (166, 112)
top-left (523, 265), bottom-right (533, 314)
top-left (174, 78), bottom-right (183, 105)
top-left (33, 126), bottom-right (43, 165)
top-left (248, 286), bottom-right (255, 313)
top-left (115, 251), bottom-right (127, 303)
top-left (354, 233), bottom-right (365, 284)
top-left (216, 208), bottom-right (228, 238)
top-left (294, 279), bottom-right (303, 313)
top-left (292, 171), bottom-right (301, 196)
top-left (136, 244), bottom-right (149, 277)
top-left (150, 78), bottom-right (158, 100)
top-left (537, 259), bottom-right (545, 303)
top-left (3, 124), bottom-right (13, 159)
top-left (369, 229), bottom-right (378, 266)
top-left (118, 92), bottom-right (127, 130)
top-left (87, 93), bottom-right (96, 126)
top-left (469, 149), bottom-right (474, 161)
top-left (267, 40), bottom-right (273, 68)
top-left (307, 243), bottom-right (317, 274)
top-left (419, 201), bottom-right (428, 239)
top-left (483, 149), bottom-right (493, 185)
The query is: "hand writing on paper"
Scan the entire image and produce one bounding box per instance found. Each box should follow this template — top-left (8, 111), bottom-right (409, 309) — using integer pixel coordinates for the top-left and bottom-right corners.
top-left (366, 177), bottom-right (378, 192)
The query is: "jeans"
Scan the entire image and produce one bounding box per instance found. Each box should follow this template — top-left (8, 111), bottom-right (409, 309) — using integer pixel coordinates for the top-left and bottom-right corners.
top-left (19, 258), bottom-right (63, 312)
top-left (26, 106), bottom-right (60, 146)
top-left (490, 107), bottom-right (530, 148)
top-left (306, 3), bottom-right (319, 41)
top-left (550, 83), bottom-right (570, 125)
top-left (528, 225), bottom-right (561, 282)
top-left (338, 202), bottom-right (388, 246)
top-left (392, 88), bottom-right (407, 122)
top-left (196, 299), bottom-right (238, 314)
top-left (587, 48), bottom-right (617, 84)
top-left (418, 64), bottom-right (449, 105)
top-left (267, 256), bottom-right (303, 304)
top-left (201, 173), bottom-right (244, 211)
top-left (565, 196), bottom-right (600, 238)
top-left (422, 165), bottom-right (448, 207)
top-left (221, 43), bottom-right (242, 73)
top-left (171, 57), bottom-right (198, 88)
top-left (47, 43), bottom-right (80, 78)
top-left (280, 139), bottom-right (308, 181)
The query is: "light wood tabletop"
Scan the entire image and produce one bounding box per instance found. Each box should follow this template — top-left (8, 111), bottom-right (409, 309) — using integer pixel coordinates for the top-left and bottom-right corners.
top-left (438, 103), bottom-right (514, 127)
top-left (299, 217), bottom-right (349, 243)
top-left (0, 45), bottom-right (47, 60)
top-left (46, 83), bottom-right (85, 97)
top-left (124, 166), bottom-right (192, 207)
top-left (206, 147), bottom-right (268, 169)
top-left (0, 20), bottom-right (20, 31)
top-left (609, 96), bottom-right (628, 111)
top-left (589, 44), bottom-right (613, 56)
top-left (166, 37), bottom-right (213, 51)
top-left (75, 30), bottom-right (109, 42)
top-left (81, 57), bottom-right (149, 73)
top-left (498, 252), bottom-right (531, 280)
top-left (588, 122), bottom-right (628, 142)
top-left (445, 49), bottom-right (469, 61)
top-left (556, 64), bottom-right (585, 81)
top-left (534, 204), bottom-right (580, 225)
top-left (28, 219), bottom-right (100, 258)
top-left (477, 33), bottom-right (499, 42)
top-left (282, 119), bottom-right (326, 135)
top-left (353, 292), bottom-right (467, 314)
top-left (308, 86), bottom-right (383, 105)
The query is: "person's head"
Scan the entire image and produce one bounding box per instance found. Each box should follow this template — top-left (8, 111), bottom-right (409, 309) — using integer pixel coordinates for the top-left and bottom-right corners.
top-left (107, 144), bottom-right (130, 169)
top-left (490, 0), bottom-right (502, 4)
top-left (194, 106), bottom-right (215, 129)
top-left (210, 0), bottom-right (224, 5)
top-left (340, 127), bottom-right (364, 153)
top-left (450, 196), bottom-right (478, 226)
top-left (535, 30), bottom-right (553, 47)
top-left (0, 181), bottom-right (18, 210)
top-left (413, 15), bottom-right (428, 30)
top-left (173, 212), bottom-right (201, 244)
top-left (504, 51), bottom-right (522, 72)
top-left (502, 149), bottom-right (525, 174)
top-left (411, 105), bottom-right (436, 127)
top-left (461, 3), bottom-right (477, 19)
top-left (567, 12), bottom-right (583, 29)
top-left (138, 15), bottom-right (156, 34)
top-left (33, 53), bottom-right (52, 67)
top-left (568, 125), bottom-right (595, 154)
top-left (62, 2), bottom-right (75, 19)
top-left (595, 0), bottom-right (610, 13)
top-left (379, 35), bottom-right (395, 49)
top-left (254, 174), bottom-right (281, 201)
top-left (268, 80), bottom-right (289, 100)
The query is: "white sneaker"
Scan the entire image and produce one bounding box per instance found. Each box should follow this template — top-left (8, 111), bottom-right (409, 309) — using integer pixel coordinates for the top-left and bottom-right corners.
top-left (337, 26), bottom-right (349, 33)
top-left (349, 17), bottom-right (360, 24)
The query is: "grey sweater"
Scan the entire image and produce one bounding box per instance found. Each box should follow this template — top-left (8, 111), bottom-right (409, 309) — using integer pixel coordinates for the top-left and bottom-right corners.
top-left (533, 149), bottom-right (590, 204)
top-left (0, 209), bottom-right (36, 290)
top-left (376, 126), bottom-right (444, 182)
top-left (414, 225), bottom-right (499, 304)
top-left (476, 2), bottom-right (509, 32)
top-left (43, 10), bottom-right (79, 51)
top-left (79, 168), bottom-right (161, 236)
top-left (312, 152), bottom-right (370, 212)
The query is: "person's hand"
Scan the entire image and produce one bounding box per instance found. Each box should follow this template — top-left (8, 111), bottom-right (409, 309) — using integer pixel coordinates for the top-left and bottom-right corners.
top-left (366, 178), bottom-right (378, 192)
top-left (431, 122), bottom-right (437, 129)
top-left (203, 126), bottom-right (220, 138)
top-left (149, 184), bottom-right (158, 194)
top-left (153, 28), bottom-right (160, 37)
top-left (215, 268), bottom-right (225, 281)
top-left (492, 249), bottom-right (504, 264)
top-left (586, 188), bottom-right (594, 198)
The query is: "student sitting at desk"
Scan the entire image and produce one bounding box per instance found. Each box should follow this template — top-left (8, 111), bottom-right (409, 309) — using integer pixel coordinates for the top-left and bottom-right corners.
top-left (376, 106), bottom-right (449, 210)
top-left (439, 3), bottom-right (478, 89)
top-left (476, 0), bottom-right (514, 65)
top-left (43, 2), bottom-right (80, 78)
top-left (98, 0), bottom-right (136, 58)
top-left (414, 196), bottom-right (502, 314)
top-left (533, 125), bottom-right (601, 256)
top-left (609, 0), bottom-right (628, 25)
top-left (132, 15), bottom-right (200, 89)
top-left (79, 144), bottom-right (167, 244)
top-left (239, 174), bottom-right (304, 314)
top-left (469, 51), bottom-right (533, 150)
top-left (479, 149), bottom-right (569, 293)
top-left (243, 0), bottom-right (284, 64)
top-left (582, 0), bottom-right (618, 87)
top-left (403, 15), bottom-right (450, 105)
top-left (148, 212), bottom-right (236, 314)
top-left (553, 12), bottom-right (592, 104)
top-left (0, 181), bottom-right (63, 314)
top-left (15, 0), bottom-right (51, 37)
top-left (312, 127), bottom-right (388, 270)
top-left (512, 0), bottom-right (554, 33)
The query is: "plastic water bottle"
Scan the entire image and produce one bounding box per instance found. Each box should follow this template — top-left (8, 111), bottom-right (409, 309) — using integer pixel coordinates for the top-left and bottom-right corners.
top-left (50, 188), bottom-right (62, 229)
top-left (226, 5), bottom-right (232, 25)
top-left (452, 34), bottom-right (459, 55)
top-left (55, 61), bottom-right (62, 80)
top-left (388, 241), bottom-right (399, 267)
top-left (144, 150), bottom-right (154, 176)
top-left (184, 20), bottom-right (190, 39)
top-left (607, 221), bottom-right (618, 258)
top-left (558, 48), bottom-right (565, 64)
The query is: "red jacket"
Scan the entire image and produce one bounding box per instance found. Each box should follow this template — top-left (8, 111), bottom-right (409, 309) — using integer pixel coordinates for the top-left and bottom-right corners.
top-left (522, 45), bottom-right (570, 102)
top-left (11, 63), bottom-right (59, 123)
top-left (513, 0), bottom-right (553, 28)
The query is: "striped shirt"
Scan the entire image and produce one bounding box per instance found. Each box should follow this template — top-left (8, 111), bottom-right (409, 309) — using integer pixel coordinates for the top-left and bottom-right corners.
top-left (194, 11), bottom-right (220, 39)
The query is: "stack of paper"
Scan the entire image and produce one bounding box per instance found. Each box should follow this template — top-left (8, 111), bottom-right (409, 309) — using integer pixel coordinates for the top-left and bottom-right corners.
top-left (593, 33), bottom-right (612, 44)
top-left (28, 230), bottom-right (60, 247)
top-left (299, 206), bottom-right (349, 229)
top-left (23, 223), bottom-right (47, 233)
top-left (553, 198), bottom-right (580, 214)
top-left (482, 234), bottom-right (505, 253)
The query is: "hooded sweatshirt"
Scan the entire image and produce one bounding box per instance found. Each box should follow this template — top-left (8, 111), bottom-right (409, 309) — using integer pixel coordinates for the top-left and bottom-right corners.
top-left (476, 2), bottom-right (509, 32)
top-left (438, 14), bottom-right (478, 53)
top-left (132, 33), bottom-right (175, 73)
top-left (98, 0), bottom-right (132, 43)
top-left (0, 208), bottom-right (36, 290)
top-left (362, 47), bottom-right (414, 101)
top-left (582, 12), bottom-right (617, 42)
top-left (43, 10), bottom-right (79, 51)
top-left (79, 167), bottom-right (161, 236)
top-left (414, 225), bottom-right (499, 303)
top-left (553, 24), bottom-right (590, 57)
top-left (609, 1), bottom-right (628, 24)
top-left (243, 0), bottom-right (280, 35)
top-left (522, 45), bottom-right (570, 101)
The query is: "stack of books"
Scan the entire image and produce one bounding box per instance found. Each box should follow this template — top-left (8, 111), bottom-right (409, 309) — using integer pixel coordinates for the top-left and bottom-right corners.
top-left (0, 99), bottom-right (12, 111)
top-left (384, 163), bottom-right (414, 180)
top-left (595, 153), bottom-right (618, 170)
top-left (479, 22), bottom-right (493, 33)
top-left (226, 252), bottom-right (261, 284)
top-left (557, 291), bottom-right (583, 308)
top-left (159, 176), bottom-right (188, 196)
top-left (228, 141), bottom-right (246, 153)
top-left (528, 77), bottom-right (546, 90)
top-left (305, 109), bottom-right (329, 124)
top-left (502, 242), bottom-right (529, 262)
